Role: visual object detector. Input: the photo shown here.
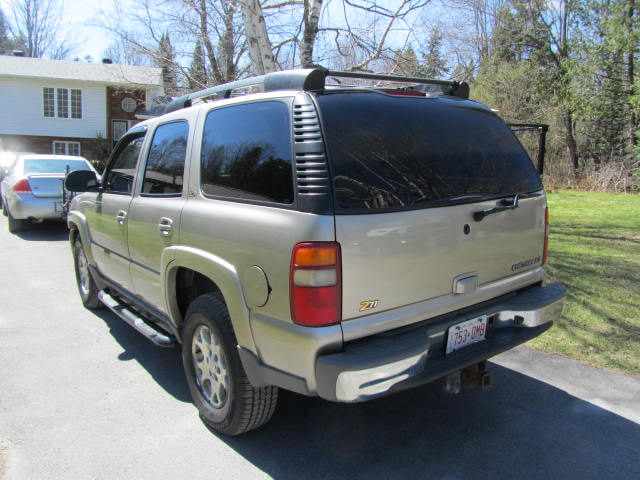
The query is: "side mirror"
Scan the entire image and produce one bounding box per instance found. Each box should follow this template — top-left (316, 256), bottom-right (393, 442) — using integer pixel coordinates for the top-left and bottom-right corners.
top-left (65, 170), bottom-right (100, 192)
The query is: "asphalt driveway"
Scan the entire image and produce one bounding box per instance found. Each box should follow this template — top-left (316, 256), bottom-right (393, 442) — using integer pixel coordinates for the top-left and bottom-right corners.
top-left (0, 218), bottom-right (639, 479)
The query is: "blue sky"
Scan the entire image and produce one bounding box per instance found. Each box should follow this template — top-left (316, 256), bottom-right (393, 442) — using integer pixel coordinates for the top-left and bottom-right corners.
top-left (1, 0), bottom-right (122, 61)
top-left (2, 0), bottom-right (466, 69)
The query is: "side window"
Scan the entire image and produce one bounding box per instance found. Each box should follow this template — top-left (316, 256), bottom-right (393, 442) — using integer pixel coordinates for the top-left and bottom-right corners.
top-left (141, 121), bottom-right (188, 195)
top-left (201, 101), bottom-right (293, 204)
top-left (103, 135), bottom-right (145, 194)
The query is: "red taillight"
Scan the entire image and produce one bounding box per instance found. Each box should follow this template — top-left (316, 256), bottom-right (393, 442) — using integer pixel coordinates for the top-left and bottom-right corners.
top-left (543, 207), bottom-right (549, 265)
top-left (13, 178), bottom-right (31, 193)
top-left (290, 242), bottom-right (341, 327)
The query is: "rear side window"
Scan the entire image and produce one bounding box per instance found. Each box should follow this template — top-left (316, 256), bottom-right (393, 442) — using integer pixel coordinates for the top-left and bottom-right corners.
top-left (317, 93), bottom-right (542, 212)
top-left (142, 121), bottom-right (188, 195)
top-left (200, 101), bottom-right (293, 204)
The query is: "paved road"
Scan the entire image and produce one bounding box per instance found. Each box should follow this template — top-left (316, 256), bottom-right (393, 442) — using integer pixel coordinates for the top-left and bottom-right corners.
top-left (1, 218), bottom-right (639, 480)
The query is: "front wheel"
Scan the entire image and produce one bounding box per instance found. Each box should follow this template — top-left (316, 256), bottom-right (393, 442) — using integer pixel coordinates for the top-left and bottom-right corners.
top-left (182, 294), bottom-right (278, 435)
top-left (73, 238), bottom-right (101, 309)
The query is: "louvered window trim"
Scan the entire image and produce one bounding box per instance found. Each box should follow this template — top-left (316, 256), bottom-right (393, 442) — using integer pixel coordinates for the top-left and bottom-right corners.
top-left (292, 98), bottom-right (330, 197)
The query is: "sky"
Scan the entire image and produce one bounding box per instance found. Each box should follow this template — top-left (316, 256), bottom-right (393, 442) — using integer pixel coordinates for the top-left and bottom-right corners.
top-left (1, 0), bottom-right (466, 70)
top-left (1, 0), bottom-right (127, 61)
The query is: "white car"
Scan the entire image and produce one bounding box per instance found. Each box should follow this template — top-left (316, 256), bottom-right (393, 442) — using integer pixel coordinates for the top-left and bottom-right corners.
top-left (1, 154), bottom-right (97, 233)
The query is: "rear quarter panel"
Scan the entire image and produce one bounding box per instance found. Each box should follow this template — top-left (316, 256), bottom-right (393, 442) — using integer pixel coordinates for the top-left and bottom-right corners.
top-left (179, 198), bottom-right (335, 324)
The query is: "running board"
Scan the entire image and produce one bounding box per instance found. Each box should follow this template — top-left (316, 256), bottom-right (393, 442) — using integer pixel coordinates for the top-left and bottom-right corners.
top-left (98, 291), bottom-right (175, 348)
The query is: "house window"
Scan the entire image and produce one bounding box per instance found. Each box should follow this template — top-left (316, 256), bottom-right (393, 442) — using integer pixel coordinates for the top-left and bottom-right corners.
top-left (71, 89), bottom-right (82, 119)
top-left (52, 141), bottom-right (81, 156)
top-left (57, 88), bottom-right (69, 118)
top-left (43, 88), bottom-right (55, 117)
top-left (112, 120), bottom-right (130, 144)
top-left (43, 88), bottom-right (82, 119)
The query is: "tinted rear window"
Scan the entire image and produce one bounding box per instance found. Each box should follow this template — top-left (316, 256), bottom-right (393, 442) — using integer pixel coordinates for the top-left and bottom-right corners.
top-left (23, 159), bottom-right (89, 175)
top-left (317, 93), bottom-right (542, 212)
top-left (201, 101), bottom-right (294, 204)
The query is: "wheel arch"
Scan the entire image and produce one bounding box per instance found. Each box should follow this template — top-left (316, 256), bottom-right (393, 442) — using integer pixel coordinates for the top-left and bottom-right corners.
top-left (67, 211), bottom-right (95, 264)
top-left (162, 246), bottom-right (256, 354)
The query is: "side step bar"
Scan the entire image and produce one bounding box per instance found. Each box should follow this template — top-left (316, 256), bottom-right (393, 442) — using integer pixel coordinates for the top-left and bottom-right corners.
top-left (98, 291), bottom-right (175, 348)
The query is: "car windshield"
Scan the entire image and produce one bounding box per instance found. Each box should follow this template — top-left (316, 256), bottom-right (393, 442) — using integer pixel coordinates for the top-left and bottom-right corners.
top-left (23, 159), bottom-right (90, 175)
top-left (316, 92), bottom-right (542, 213)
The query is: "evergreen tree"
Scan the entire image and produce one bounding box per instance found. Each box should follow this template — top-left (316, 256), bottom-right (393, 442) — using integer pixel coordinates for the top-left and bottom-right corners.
top-left (394, 46), bottom-right (421, 76)
top-left (188, 41), bottom-right (208, 90)
top-left (421, 26), bottom-right (448, 78)
top-left (157, 32), bottom-right (178, 95)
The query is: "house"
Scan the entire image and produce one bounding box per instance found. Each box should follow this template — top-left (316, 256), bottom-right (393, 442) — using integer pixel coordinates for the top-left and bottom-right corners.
top-left (0, 54), bottom-right (164, 160)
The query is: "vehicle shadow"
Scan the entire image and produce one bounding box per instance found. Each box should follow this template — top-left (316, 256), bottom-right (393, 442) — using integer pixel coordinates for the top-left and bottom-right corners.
top-left (89, 307), bottom-right (640, 479)
top-left (92, 308), bottom-right (191, 403)
top-left (220, 365), bottom-right (640, 480)
top-left (14, 221), bottom-right (69, 241)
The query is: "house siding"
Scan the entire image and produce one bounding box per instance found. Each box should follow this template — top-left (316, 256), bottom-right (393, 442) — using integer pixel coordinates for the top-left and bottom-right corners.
top-left (106, 87), bottom-right (146, 143)
top-left (0, 134), bottom-right (98, 160)
top-left (0, 77), bottom-right (107, 138)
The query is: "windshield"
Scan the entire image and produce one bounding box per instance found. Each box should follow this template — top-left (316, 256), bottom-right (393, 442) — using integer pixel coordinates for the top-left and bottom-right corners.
top-left (23, 159), bottom-right (90, 175)
top-left (316, 92), bottom-right (542, 213)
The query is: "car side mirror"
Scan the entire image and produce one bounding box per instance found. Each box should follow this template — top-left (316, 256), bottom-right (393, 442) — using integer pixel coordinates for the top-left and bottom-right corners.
top-left (65, 170), bottom-right (100, 192)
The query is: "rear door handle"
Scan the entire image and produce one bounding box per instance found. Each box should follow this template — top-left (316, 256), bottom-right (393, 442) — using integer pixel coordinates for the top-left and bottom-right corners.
top-left (158, 217), bottom-right (173, 236)
top-left (116, 210), bottom-right (127, 225)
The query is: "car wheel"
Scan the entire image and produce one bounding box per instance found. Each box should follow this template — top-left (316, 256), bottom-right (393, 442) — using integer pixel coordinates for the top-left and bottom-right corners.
top-left (73, 238), bottom-right (102, 309)
top-left (7, 209), bottom-right (25, 233)
top-left (182, 293), bottom-right (278, 436)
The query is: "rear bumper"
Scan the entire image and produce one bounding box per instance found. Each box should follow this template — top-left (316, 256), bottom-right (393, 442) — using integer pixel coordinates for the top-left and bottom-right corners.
top-left (315, 282), bottom-right (565, 402)
top-left (8, 193), bottom-right (64, 220)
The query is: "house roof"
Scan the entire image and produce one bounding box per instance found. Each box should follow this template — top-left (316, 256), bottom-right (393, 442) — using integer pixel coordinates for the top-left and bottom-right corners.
top-left (0, 55), bottom-right (163, 87)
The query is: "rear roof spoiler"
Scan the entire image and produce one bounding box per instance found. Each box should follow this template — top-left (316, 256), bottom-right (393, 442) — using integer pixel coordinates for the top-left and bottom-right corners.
top-left (145, 67), bottom-right (470, 117)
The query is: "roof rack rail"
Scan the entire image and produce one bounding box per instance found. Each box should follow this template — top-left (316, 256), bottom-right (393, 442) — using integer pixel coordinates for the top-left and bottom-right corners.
top-left (152, 67), bottom-right (469, 116)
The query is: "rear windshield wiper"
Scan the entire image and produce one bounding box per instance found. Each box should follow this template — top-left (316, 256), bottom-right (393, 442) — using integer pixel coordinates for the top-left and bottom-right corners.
top-left (473, 194), bottom-right (519, 222)
top-left (408, 193), bottom-right (502, 208)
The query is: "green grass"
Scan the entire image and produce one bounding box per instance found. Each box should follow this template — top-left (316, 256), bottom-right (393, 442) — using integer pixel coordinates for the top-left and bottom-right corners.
top-left (528, 190), bottom-right (640, 375)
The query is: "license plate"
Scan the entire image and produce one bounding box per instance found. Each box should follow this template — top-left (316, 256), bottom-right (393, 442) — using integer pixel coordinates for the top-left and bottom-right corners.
top-left (446, 315), bottom-right (488, 354)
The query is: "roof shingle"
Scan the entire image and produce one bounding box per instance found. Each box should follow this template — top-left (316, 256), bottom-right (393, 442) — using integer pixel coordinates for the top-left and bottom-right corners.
top-left (0, 55), bottom-right (163, 87)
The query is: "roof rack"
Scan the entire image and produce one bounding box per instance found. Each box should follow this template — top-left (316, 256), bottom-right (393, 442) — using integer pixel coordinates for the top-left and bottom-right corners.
top-left (147, 67), bottom-right (469, 117)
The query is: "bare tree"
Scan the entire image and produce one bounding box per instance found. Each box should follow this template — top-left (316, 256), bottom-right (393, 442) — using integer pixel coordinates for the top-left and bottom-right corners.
top-left (9, 0), bottom-right (69, 58)
top-left (300, 0), bottom-right (323, 67)
top-left (239, 0), bottom-right (277, 73)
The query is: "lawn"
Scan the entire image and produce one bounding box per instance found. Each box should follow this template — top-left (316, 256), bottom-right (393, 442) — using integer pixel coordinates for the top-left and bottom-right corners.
top-left (528, 190), bottom-right (640, 375)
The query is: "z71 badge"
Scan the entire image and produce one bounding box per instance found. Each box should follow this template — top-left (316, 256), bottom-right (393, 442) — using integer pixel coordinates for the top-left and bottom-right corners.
top-left (359, 299), bottom-right (380, 312)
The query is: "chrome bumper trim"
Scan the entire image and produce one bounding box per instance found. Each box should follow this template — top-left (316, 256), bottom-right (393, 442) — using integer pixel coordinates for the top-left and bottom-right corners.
top-left (318, 282), bottom-right (566, 403)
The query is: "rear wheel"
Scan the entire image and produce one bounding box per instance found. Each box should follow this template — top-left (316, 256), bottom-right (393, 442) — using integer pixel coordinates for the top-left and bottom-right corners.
top-left (7, 209), bottom-right (25, 233)
top-left (182, 294), bottom-right (278, 435)
top-left (73, 238), bottom-right (101, 309)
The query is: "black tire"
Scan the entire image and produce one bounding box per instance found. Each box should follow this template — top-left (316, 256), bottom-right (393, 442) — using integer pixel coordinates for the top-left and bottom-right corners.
top-left (72, 238), bottom-right (102, 309)
top-left (182, 294), bottom-right (278, 436)
top-left (7, 209), bottom-right (25, 233)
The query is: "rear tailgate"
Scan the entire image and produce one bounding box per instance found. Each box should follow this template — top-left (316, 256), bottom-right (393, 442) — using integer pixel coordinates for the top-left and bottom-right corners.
top-left (27, 174), bottom-right (65, 198)
top-left (336, 195), bottom-right (545, 319)
top-left (316, 91), bottom-right (546, 320)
